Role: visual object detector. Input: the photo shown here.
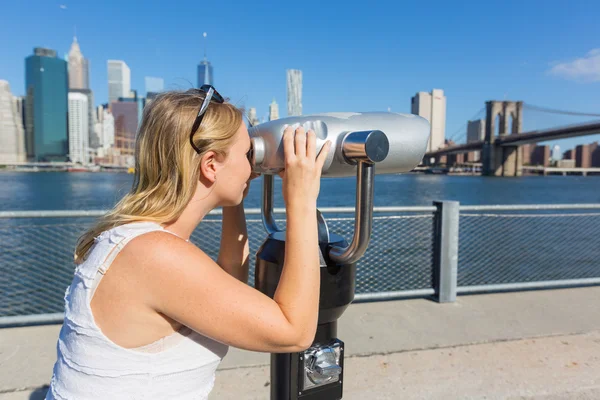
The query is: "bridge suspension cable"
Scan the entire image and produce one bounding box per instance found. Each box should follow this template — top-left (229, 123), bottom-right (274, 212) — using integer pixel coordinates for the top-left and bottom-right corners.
top-left (446, 107), bottom-right (485, 144)
top-left (523, 103), bottom-right (600, 118)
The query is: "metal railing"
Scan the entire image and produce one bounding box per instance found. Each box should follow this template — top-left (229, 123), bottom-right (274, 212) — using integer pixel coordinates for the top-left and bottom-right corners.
top-left (1, 203), bottom-right (599, 328)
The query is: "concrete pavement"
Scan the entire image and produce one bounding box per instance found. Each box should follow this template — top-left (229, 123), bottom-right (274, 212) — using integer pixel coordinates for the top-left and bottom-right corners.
top-left (1, 286), bottom-right (600, 399)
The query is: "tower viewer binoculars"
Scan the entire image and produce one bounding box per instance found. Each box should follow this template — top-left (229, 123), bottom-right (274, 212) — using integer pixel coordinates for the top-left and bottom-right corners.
top-left (249, 112), bottom-right (430, 400)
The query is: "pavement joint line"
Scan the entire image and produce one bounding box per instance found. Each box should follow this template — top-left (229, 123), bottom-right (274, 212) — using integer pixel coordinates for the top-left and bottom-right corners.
top-left (0, 385), bottom-right (48, 395)
top-left (217, 329), bottom-right (598, 371)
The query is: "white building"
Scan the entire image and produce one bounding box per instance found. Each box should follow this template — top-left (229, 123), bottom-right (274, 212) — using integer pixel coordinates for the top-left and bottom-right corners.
top-left (411, 89), bottom-right (446, 152)
top-left (107, 60), bottom-right (131, 103)
top-left (102, 109), bottom-right (115, 150)
top-left (552, 145), bottom-right (561, 161)
top-left (269, 99), bottom-right (279, 121)
top-left (68, 92), bottom-right (89, 164)
top-left (247, 107), bottom-right (260, 126)
top-left (0, 80), bottom-right (26, 163)
top-left (286, 69), bottom-right (302, 116)
top-left (68, 36), bottom-right (89, 89)
top-left (94, 105), bottom-right (115, 151)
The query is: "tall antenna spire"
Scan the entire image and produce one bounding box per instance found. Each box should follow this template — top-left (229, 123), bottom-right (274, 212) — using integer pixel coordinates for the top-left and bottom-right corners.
top-left (73, 25), bottom-right (77, 41)
top-left (203, 32), bottom-right (207, 60)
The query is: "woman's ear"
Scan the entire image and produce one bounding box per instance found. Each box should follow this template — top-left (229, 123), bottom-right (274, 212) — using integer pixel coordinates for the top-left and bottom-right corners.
top-left (199, 151), bottom-right (221, 183)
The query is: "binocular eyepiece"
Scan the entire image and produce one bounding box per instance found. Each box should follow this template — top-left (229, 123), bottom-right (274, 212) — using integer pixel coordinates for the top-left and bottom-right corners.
top-left (248, 112), bottom-right (430, 176)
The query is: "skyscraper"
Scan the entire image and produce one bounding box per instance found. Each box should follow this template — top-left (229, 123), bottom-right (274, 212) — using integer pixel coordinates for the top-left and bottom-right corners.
top-left (411, 89), bottom-right (446, 152)
top-left (67, 36), bottom-right (89, 89)
top-left (269, 99), bottom-right (279, 121)
top-left (70, 88), bottom-right (97, 149)
top-left (286, 69), bottom-right (302, 116)
top-left (197, 59), bottom-right (213, 87)
top-left (0, 80), bottom-right (26, 163)
top-left (247, 107), bottom-right (260, 126)
top-left (68, 92), bottom-right (89, 164)
top-left (197, 32), bottom-right (213, 87)
top-left (107, 60), bottom-right (131, 104)
top-left (25, 47), bottom-right (69, 161)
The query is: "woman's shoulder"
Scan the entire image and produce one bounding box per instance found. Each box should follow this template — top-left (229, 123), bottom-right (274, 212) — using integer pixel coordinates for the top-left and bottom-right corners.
top-left (117, 226), bottom-right (199, 269)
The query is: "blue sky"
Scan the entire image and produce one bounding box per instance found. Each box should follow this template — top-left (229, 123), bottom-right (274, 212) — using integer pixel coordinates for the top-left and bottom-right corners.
top-left (1, 0), bottom-right (599, 151)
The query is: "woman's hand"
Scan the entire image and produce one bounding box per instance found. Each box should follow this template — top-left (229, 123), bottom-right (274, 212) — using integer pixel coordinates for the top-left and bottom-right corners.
top-left (279, 127), bottom-right (331, 209)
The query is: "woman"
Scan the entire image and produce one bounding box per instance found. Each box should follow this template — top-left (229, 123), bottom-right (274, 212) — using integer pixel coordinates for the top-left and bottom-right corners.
top-left (46, 86), bottom-right (331, 399)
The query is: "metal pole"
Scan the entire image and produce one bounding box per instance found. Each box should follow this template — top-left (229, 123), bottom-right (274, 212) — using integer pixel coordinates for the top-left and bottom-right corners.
top-left (432, 201), bottom-right (459, 303)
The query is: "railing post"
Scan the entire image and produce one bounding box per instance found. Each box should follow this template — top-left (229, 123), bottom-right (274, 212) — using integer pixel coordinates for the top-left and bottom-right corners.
top-left (432, 201), bottom-right (459, 303)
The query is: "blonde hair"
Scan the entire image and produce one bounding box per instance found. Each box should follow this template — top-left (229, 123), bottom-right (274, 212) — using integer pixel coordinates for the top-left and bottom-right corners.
top-left (74, 89), bottom-right (243, 263)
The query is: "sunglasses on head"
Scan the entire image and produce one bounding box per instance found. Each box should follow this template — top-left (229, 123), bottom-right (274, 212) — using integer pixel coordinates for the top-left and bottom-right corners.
top-left (189, 85), bottom-right (225, 154)
top-left (189, 85), bottom-right (255, 164)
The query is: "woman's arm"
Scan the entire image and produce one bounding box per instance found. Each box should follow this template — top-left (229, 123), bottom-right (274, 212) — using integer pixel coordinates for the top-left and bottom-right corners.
top-left (216, 204), bottom-right (249, 282)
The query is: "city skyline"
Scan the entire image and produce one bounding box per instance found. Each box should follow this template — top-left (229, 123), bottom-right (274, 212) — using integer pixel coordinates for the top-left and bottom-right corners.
top-left (1, 0), bottom-right (599, 152)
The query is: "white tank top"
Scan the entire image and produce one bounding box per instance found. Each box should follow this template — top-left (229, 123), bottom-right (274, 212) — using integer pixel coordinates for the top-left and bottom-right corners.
top-left (46, 222), bottom-right (229, 400)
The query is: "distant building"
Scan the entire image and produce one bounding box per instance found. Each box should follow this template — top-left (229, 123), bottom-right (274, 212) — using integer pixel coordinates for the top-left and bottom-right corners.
top-left (563, 149), bottom-right (574, 160)
top-left (411, 89), bottom-right (446, 152)
top-left (521, 144), bottom-right (533, 165)
top-left (197, 59), bottom-right (213, 87)
top-left (67, 36), bottom-right (89, 90)
top-left (70, 88), bottom-right (97, 149)
top-left (102, 109), bottom-right (115, 150)
top-left (68, 92), bottom-right (89, 164)
top-left (247, 107), bottom-right (260, 126)
top-left (575, 144), bottom-right (591, 168)
top-left (551, 145), bottom-right (561, 161)
top-left (25, 47), bottom-right (69, 161)
top-left (286, 69), bottom-right (302, 116)
top-left (592, 142), bottom-right (600, 167)
top-left (269, 99), bottom-right (279, 121)
top-left (557, 159), bottom-right (575, 168)
top-left (467, 119), bottom-right (485, 161)
top-left (531, 145), bottom-right (550, 167)
top-left (0, 80), bottom-right (26, 163)
top-left (94, 105), bottom-right (115, 150)
top-left (93, 105), bottom-right (115, 164)
top-left (467, 120), bottom-right (485, 143)
top-left (108, 60), bottom-right (131, 104)
top-left (111, 101), bottom-right (138, 167)
top-left (145, 77), bottom-right (164, 95)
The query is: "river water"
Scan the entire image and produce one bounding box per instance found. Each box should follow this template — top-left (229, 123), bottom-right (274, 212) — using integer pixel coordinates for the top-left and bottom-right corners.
top-left (1, 172), bottom-right (599, 317)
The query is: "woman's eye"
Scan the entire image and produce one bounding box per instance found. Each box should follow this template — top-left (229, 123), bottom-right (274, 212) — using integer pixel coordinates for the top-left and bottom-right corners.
top-left (246, 148), bottom-right (254, 163)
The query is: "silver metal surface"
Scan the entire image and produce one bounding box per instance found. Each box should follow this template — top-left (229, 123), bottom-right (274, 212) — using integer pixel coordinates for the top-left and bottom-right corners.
top-left (248, 112), bottom-right (430, 177)
top-left (6, 204), bottom-right (598, 219)
top-left (456, 278), bottom-right (600, 294)
top-left (329, 162), bottom-right (375, 265)
top-left (460, 204), bottom-right (600, 211)
top-left (250, 137), bottom-right (265, 165)
top-left (316, 209), bottom-right (330, 244)
top-left (302, 341), bottom-right (343, 390)
top-left (341, 130), bottom-right (389, 163)
top-left (261, 175), bottom-right (280, 234)
top-left (433, 201), bottom-right (459, 303)
top-left (0, 312), bottom-right (63, 328)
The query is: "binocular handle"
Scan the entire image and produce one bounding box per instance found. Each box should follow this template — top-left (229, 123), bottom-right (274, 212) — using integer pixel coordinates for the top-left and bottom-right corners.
top-left (261, 131), bottom-right (389, 266)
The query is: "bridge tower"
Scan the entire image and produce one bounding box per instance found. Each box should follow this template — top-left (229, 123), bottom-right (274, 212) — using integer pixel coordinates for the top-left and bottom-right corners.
top-left (482, 100), bottom-right (524, 176)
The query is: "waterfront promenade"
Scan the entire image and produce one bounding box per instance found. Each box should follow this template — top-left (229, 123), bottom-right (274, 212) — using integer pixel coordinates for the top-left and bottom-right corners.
top-left (2, 286), bottom-right (599, 399)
